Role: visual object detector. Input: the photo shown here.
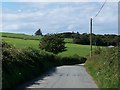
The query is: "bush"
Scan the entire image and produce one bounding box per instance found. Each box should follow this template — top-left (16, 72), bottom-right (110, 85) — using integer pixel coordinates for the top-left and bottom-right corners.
top-left (85, 47), bottom-right (119, 88)
top-left (2, 41), bottom-right (87, 89)
top-left (39, 34), bottom-right (66, 54)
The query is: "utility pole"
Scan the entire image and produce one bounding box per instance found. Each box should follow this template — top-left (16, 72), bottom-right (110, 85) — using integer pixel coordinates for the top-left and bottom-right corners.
top-left (90, 18), bottom-right (92, 58)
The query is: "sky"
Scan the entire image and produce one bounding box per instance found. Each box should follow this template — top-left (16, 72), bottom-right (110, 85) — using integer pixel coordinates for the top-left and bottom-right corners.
top-left (1, 1), bottom-right (118, 35)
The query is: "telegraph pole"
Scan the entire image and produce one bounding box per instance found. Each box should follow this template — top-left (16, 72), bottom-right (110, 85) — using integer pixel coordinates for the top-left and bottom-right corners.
top-left (90, 18), bottom-right (92, 58)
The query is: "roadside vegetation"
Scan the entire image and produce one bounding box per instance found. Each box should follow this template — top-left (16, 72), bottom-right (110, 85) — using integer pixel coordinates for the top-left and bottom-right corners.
top-left (2, 32), bottom-right (119, 89)
top-left (2, 40), bottom-right (86, 89)
top-left (85, 47), bottom-right (119, 88)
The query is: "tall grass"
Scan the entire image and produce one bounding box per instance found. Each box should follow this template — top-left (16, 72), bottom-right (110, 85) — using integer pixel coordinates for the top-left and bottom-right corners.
top-left (85, 47), bottom-right (119, 88)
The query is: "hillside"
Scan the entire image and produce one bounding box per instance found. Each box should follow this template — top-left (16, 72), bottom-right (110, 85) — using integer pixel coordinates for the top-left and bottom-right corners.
top-left (1, 32), bottom-right (41, 40)
top-left (85, 47), bottom-right (119, 88)
top-left (2, 32), bottom-right (96, 57)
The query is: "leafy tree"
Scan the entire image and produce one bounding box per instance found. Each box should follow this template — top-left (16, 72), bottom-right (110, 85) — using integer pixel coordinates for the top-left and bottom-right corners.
top-left (73, 33), bottom-right (89, 45)
top-left (35, 29), bottom-right (42, 36)
top-left (39, 34), bottom-right (66, 54)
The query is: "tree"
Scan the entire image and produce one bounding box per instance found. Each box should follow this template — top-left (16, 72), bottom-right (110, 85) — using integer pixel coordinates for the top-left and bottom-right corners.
top-left (39, 34), bottom-right (66, 54)
top-left (35, 29), bottom-right (42, 36)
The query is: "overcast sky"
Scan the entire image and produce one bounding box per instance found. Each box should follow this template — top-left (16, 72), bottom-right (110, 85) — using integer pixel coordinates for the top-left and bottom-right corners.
top-left (2, 2), bottom-right (118, 35)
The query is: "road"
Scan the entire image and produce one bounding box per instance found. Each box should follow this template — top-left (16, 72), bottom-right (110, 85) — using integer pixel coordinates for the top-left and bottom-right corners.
top-left (19, 64), bottom-right (98, 89)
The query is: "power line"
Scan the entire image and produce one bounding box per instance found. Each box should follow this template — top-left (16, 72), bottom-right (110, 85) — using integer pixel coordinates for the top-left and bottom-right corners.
top-left (93, 0), bottom-right (107, 20)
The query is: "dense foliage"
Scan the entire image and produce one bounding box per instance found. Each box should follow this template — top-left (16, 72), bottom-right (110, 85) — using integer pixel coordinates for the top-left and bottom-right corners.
top-left (85, 47), bottom-right (119, 88)
top-left (59, 32), bottom-right (119, 46)
top-left (2, 32), bottom-right (119, 46)
top-left (39, 34), bottom-right (66, 54)
top-left (2, 41), bottom-right (86, 89)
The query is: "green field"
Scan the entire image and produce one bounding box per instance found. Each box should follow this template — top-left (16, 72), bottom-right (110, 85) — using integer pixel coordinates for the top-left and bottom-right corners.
top-left (1, 32), bottom-right (41, 40)
top-left (1, 32), bottom-right (73, 43)
top-left (64, 38), bottom-right (73, 43)
top-left (59, 43), bottom-right (96, 57)
top-left (2, 37), bottom-right (39, 49)
top-left (2, 37), bottom-right (95, 57)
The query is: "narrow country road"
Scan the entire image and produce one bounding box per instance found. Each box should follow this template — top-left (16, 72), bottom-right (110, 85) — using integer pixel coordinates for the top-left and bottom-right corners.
top-left (19, 64), bottom-right (98, 89)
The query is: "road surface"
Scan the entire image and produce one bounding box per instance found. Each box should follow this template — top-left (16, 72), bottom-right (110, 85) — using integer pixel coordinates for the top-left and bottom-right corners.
top-left (19, 64), bottom-right (98, 89)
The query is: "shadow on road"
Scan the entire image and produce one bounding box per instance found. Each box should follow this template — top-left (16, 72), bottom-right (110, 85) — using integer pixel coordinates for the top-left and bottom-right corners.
top-left (17, 67), bottom-right (57, 90)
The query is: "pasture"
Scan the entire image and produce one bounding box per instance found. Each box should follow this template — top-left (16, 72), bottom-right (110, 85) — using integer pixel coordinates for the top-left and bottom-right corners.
top-left (59, 44), bottom-right (96, 57)
top-left (1, 32), bottom-right (41, 40)
top-left (2, 36), bottom-right (95, 57)
top-left (2, 37), bottom-right (39, 49)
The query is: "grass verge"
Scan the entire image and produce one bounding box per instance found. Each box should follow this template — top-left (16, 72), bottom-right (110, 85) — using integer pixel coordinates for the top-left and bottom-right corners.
top-left (85, 47), bottom-right (119, 88)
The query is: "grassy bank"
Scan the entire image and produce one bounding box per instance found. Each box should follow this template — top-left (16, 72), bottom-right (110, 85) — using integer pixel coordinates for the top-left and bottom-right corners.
top-left (2, 41), bottom-right (86, 89)
top-left (85, 47), bottom-right (119, 88)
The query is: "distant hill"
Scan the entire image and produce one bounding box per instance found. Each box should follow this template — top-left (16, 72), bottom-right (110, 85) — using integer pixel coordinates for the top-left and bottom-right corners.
top-left (1, 32), bottom-right (41, 40)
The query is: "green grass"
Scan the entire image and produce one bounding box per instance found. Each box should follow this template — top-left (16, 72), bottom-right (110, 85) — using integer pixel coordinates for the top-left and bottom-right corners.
top-left (85, 47), bottom-right (119, 88)
top-left (1, 32), bottom-right (41, 40)
top-left (2, 41), bottom-right (86, 89)
top-left (1, 32), bottom-right (73, 43)
top-left (64, 38), bottom-right (73, 43)
top-left (2, 37), bottom-right (39, 49)
top-left (59, 43), bottom-right (97, 57)
top-left (3, 37), bottom-right (95, 57)
top-left (2, 32), bottom-right (102, 57)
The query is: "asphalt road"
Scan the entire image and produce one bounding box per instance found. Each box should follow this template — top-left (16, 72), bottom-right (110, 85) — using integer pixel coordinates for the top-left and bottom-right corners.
top-left (19, 64), bottom-right (98, 89)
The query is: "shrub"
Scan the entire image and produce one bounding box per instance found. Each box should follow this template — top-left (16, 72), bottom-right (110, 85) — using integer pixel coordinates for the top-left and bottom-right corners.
top-left (39, 34), bottom-right (66, 54)
top-left (2, 41), bottom-right (87, 89)
top-left (85, 47), bottom-right (119, 88)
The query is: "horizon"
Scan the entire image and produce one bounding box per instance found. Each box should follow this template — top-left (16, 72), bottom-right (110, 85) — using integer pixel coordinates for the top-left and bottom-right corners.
top-left (1, 31), bottom-right (119, 36)
top-left (2, 2), bottom-right (118, 35)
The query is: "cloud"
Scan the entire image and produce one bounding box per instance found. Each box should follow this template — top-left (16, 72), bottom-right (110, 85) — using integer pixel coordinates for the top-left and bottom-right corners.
top-left (2, 2), bottom-right (118, 35)
top-left (2, 0), bottom-right (119, 2)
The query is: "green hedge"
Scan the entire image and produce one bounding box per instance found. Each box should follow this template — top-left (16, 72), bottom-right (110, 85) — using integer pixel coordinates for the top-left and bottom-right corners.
top-left (2, 41), bottom-right (87, 89)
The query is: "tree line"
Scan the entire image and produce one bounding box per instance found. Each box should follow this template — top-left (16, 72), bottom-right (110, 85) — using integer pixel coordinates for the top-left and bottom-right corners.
top-left (58, 32), bottom-right (120, 46)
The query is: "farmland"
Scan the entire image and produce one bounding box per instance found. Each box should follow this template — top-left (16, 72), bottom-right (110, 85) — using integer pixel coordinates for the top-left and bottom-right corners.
top-left (1, 32), bottom-right (96, 57)
top-left (1, 32), bottom-right (41, 40)
top-left (59, 44), bottom-right (96, 57)
top-left (2, 37), bottom-right (39, 49)
top-left (2, 36), bottom-right (95, 57)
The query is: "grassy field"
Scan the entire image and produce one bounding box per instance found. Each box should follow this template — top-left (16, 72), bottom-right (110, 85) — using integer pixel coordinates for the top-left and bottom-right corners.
top-left (2, 37), bottom-right (39, 49)
top-left (64, 38), bottom-right (73, 43)
top-left (1, 32), bottom-right (41, 40)
top-left (59, 43), bottom-right (97, 57)
top-left (2, 37), bottom-right (95, 57)
top-left (1, 32), bottom-right (73, 43)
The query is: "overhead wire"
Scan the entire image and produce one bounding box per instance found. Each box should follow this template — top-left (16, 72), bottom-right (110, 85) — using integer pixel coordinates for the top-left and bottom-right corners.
top-left (92, 0), bottom-right (107, 20)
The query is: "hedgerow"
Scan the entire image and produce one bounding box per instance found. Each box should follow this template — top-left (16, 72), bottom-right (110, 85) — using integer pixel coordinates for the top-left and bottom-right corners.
top-left (2, 41), bottom-right (86, 89)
